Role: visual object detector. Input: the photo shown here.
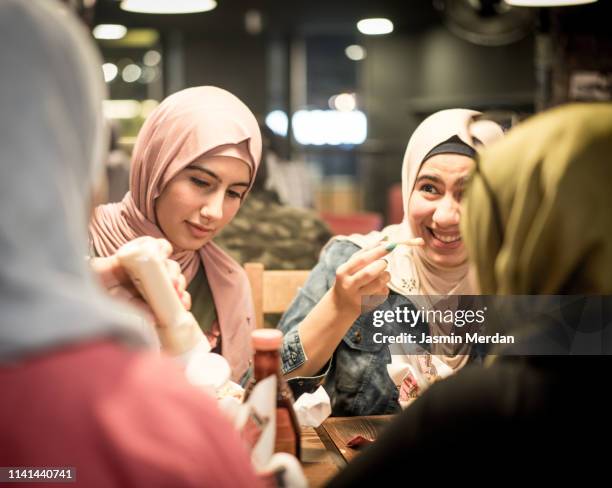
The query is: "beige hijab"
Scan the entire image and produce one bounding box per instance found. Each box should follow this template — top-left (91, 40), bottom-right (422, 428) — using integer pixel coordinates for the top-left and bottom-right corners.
top-left (337, 109), bottom-right (503, 371)
top-left (89, 86), bottom-right (262, 380)
top-left (337, 109), bottom-right (503, 297)
top-left (0, 0), bottom-right (147, 361)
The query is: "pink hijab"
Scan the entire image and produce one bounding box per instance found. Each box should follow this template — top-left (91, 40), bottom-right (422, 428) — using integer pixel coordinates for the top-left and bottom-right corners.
top-left (337, 109), bottom-right (503, 296)
top-left (89, 86), bottom-right (262, 381)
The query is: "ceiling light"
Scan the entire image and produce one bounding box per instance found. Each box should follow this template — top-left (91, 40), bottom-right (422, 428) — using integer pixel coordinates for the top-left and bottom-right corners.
top-left (345, 45), bottom-right (367, 61)
top-left (504, 0), bottom-right (597, 6)
top-left (120, 0), bottom-right (217, 14)
top-left (102, 63), bottom-right (118, 83)
top-left (93, 24), bottom-right (127, 40)
top-left (139, 67), bottom-right (158, 84)
top-left (330, 93), bottom-right (357, 112)
top-left (265, 110), bottom-right (288, 137)
top-left (122, 64), bottom-right (142, 83)
top-left (143, 50), bottom-right (162, 67)
top-left (357, 18), bottom-right (394, 35)
top-left (245, 9), bottom-right (263, 35)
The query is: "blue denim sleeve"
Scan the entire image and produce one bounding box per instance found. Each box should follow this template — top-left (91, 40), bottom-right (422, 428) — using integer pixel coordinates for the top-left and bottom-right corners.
top-left (276, 240), bottom-right (361, 396)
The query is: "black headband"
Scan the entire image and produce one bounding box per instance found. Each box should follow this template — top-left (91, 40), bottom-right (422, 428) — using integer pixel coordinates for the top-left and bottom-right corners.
top-left (421, 135), bottom-right (477, 163)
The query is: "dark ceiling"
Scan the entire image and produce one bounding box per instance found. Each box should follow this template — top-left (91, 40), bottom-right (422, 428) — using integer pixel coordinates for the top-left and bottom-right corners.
top-left (93, 0), bottom-right (442, 37)
top-left (93, 0), bottom-right (612, 39)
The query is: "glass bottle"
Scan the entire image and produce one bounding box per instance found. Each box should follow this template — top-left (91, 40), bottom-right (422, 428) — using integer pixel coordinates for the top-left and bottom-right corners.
top-left (244, 329), bottom-right (301, 459)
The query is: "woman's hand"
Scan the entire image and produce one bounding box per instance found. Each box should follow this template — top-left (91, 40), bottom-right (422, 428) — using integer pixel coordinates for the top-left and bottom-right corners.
top-left (90, 237), bottom-right (191, 318)
top-left (331, 238), bottom-right (424, 315)
top-left (331, 243), bottom-right (393, 316)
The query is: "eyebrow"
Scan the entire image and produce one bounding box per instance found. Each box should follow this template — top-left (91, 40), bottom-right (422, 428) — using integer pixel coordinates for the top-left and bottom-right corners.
top-left (415, 174), bottom-right (443, 185)
top-left (187, 165), bottom-right (250, 187)
top-left (415, 174), bottom-right (468, 189)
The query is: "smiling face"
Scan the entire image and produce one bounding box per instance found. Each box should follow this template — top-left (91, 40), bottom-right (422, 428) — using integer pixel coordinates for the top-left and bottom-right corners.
top-left (408, 153), bottom-right (474, 268)
top-left (154, 155), bottom-right (251, 251)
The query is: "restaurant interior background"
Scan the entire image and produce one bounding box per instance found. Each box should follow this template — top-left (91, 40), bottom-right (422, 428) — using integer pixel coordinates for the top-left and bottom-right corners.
top-left (75, 0), bottom-right (612, 231)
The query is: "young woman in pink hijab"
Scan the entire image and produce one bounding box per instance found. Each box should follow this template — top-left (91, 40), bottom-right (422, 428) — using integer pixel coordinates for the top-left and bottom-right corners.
top-left (277, 109), bottom-right (503, 416)
top-left (90, 86), bottom-right (262, 382)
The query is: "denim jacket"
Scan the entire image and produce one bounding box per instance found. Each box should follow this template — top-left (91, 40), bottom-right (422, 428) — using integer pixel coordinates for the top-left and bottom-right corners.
top-left (278, 241), bottom-right (410, 416)
top-left (278, 240), bottom-right (484, 416)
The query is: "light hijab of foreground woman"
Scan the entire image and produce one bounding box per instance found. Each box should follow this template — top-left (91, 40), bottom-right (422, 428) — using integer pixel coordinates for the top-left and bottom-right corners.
top-left (90, 86), bottom-right (262, 381)
top-left (0, 0), bottom-right (146, 360)
top-left (0, 2), bottom-right (262, 487)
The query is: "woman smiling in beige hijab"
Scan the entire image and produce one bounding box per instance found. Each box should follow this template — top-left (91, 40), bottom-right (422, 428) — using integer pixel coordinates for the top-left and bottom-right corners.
top-left (277, 109), bottom-right (503, 416)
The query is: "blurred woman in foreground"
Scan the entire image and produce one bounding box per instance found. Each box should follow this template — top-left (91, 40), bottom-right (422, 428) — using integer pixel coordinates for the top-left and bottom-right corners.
top-left (0, 1), bottom-right (260, 486)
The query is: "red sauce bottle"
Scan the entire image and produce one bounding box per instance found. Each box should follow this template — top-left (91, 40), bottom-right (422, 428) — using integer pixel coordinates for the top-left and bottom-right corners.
top-left (244, 329), bottom-right (301, 459)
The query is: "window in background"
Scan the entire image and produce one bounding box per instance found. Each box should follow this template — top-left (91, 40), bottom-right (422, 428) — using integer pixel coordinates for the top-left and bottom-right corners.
top-left (97, 28), bottom-right (163, 143)
top-left (95, 28), bottom-right (163, 202)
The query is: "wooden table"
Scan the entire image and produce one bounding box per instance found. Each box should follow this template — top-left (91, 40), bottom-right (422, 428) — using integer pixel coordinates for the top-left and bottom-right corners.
top-left (300, 426), bottom-right (340, 487)
top-left (315, 416), bottom-right (394, 466)
top-left (300, 415), bottom-right (394, 486)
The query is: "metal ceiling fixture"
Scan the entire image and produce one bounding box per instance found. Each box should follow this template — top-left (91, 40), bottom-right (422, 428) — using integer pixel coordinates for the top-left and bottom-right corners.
top-left (434, 0), bottom-right (536, 46)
